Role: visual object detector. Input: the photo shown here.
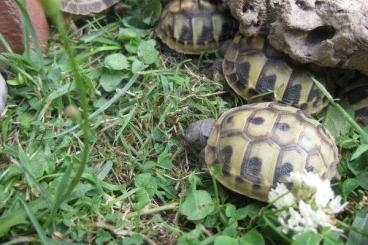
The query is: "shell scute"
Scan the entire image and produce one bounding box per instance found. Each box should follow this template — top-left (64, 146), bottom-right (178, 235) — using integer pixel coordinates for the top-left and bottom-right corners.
top-left (298, 125), bottom-right (322, 153)
top-left (271, 113), bottom-right (303, 146)
top-left (245, 109), bottom-right (278, 138)
top-left (307, 154), bottom-right (327, 176)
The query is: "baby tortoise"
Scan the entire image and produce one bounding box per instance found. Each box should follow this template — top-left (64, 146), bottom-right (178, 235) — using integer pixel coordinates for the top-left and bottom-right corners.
top-left (185, 102), bottom-right (339, 202)
top-left (220, 34), bottom-right (330, 114)
top-left (156, 0), bottom-right (237, 54)
top-left (60, 0), bottom-right (120, 15)
top-left (340, 78), bottom-right (368, 127)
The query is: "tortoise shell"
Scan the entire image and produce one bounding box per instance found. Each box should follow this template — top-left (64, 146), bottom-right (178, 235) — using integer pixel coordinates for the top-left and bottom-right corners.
top-left (340, 79), bottom-right (368, 127)
top-left (155, 0), bottom-right (237, 54)
top-left (222, 34), bottom-right (329, 114)
top-left (60, 0), bottom-right (119, 15)
top-left (205, 102), bottom-right (339, 201)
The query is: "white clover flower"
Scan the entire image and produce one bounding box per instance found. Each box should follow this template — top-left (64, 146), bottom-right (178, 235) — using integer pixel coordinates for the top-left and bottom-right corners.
top-left (299, 201), bottom-right (318, 231)
top-left (314, 179), bottom-right (334, 208)
top-left (268, 170), bottom-right (348, 236)
top-left (278, 215), bottom-right (289, 234)
top-left (269, 183), bottom-right (295, 209)
top-left (287, 208), bottom-right (304, 232)
top-left (315, 209), bottom-right (331, 227)
top-left (328, 196), bottom-right (348, 214)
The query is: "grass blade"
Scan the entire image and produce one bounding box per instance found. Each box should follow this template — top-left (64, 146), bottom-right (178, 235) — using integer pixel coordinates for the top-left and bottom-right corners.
top-left (39, 0), bottom-right (91, 222)
top-left (313, 77), bottom-right (368, 144)
top-left (0, 33), bottom-right (13, 54)
top-left (45, 160), bottom-right (74, 227)
top-left (19, 197), bottom-right (50, 245)
top-left (14, 0), bottom-right (43, 62)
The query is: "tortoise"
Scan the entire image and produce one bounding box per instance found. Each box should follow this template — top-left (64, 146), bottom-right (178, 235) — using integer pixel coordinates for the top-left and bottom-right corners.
top-left (340, 78), bottom-right (368, 127)
top-left (0, 73), bottom-right (7, 116)
top-left (60, 0), bottom-right (120, 15)
top-left (185, 102), bottom-right (339, 202)
top-left (155, 0), bottom-right (237, 54)
top-left (220, 34), bottom-right (331, 114)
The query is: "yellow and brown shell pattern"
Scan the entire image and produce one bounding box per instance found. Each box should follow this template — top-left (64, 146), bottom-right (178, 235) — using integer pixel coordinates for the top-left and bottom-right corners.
top-left (205, 102), bottom-right (339, 202)
top-left (223, 34), bottom-right (329, 114)
top-left (340, 79), bottom-right (368, 127)
top-left (155, 0), bottom-right (237, 54)
top-left (60, 0), bottom-right (120, 15)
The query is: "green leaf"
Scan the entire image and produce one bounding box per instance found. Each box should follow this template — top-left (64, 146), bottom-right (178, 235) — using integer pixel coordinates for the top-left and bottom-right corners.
top-left (104, 53), bottom-right (129, 70)
top-left (354, 172), bottom-right (368, 189)
top-left (351, 144), bottom-right (368, 160)
top-left (214, 235), bottom-right (239, 245)
top-left (346, 208), bottom-right (368, 245)
top-left (180, 190), bottom-right (215, 221)
top-left (99, 71), bottom-right (128, 92)
top-left (124, 39), bottom-right (140, 53)
top-left (225, 204), bottom-right (237, 218)
top-left (239, 229), bottom-right (265, 245)
top-left (18, 112), bottom-right (33, 130)
top-left (135, 173), bottom-right (158, 196)
top-left (324, 105), bottom-right (352, 138)
top-left (222, 222), bottom-right (238, 237)
top-left (132, 59), bottom-right (146, 73)
top-left (157, 151), bottom-right (173, 170)
top-left (322, 230), bottom-right (343, 245)
top-left (188, 173), bottom-right (202, 191)
top-left (292, 231), bottom-right (323, 245)
top-left (177, 233), bottom-right (201, 245)
top-left (225, 204), bottom-right (255, 221)
top-left (122, 235), bottom-right (144, 245)
top-left (243, 204), bottom-right (262, 219)
top-left (348, 157), bottom-right (367, 176)
top-left (0, 199), bottom-right (48, 237)
top-left (342, 178), bottom-right (360, 198)
top-left (97, 161), bottom-right (113, 180)
top-left (142, 0), bottom-right (162, 25)
top-left (138, 40), bottom-right (159, 65)
top-left (96, 229), bottom-right (113, 245)
top-left (67, 183), bottom-right (95, 200)
top-left (118, 28), bottom-right (143, 40)
top-left (133, 189), bottom-right (150, 210)
top-left (28, 151), bottom-right (49, 178)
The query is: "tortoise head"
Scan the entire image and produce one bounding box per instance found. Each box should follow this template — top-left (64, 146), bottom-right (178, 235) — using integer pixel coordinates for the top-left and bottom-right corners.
top-left (184, 118), bottom-right (216, 149)
top-left (213, 40), bottom-right (233, 82)
top-left (218, 40), bottom-right (232, 57)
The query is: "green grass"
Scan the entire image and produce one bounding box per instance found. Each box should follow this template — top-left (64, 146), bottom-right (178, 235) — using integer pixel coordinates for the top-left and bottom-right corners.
top-left (0, 0), bottom-right (367, 244)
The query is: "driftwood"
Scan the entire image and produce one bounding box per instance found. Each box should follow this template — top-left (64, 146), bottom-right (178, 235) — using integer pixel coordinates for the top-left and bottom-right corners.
top-left (229, 0), bottom-right (368, 76)
top-left (0, 0), bottom-right (49, 54)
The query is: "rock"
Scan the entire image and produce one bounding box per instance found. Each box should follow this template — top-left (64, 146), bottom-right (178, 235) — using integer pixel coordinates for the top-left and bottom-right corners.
top-left (0, 73), bottom-right (7, 116)
top-left (228, 0), bottom-right (268, 36)
top-left (0, 0), bottom-right (49, 54)
top-left (228, 0), bottom-right (368, 76)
